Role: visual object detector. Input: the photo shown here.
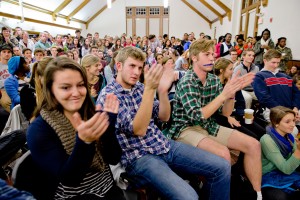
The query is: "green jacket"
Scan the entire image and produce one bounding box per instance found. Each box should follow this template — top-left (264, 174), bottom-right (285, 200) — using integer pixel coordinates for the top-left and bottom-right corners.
top-left (275, 46), bottom-right (293, 72)
top-left (254, 39), bottom-right (275, 65)
top-left (260, 134), bottom-right (300, 175)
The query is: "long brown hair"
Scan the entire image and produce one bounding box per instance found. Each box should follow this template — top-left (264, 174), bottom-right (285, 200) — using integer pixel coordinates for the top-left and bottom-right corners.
top-left (35, 57), bottom-right (95, 120)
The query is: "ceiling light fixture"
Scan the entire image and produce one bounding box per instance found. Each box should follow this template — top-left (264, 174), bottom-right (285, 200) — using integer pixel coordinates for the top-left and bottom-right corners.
top-left (107, 0), bottom-right (112, 9)
top-left (164, 0), bottom-right (168, 8)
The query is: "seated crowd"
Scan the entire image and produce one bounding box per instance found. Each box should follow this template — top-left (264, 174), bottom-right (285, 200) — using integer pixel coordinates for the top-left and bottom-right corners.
top-left (0, 25), bottom-right (299, 200)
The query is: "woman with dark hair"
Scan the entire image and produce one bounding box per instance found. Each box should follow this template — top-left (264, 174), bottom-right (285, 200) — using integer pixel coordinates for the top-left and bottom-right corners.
top-left (112, 38), bottom-right (122, 52)
top-left (27, 57), bottom-right (125, 199)
top-left (220, 33), bottom-right (233, 59)
top-left (81, 38), bottom-right (91, 57)
top-left (215, 35), bottom-right (225, 59)
top-left (260, 106), bottom-right (300, 200)
top-left (275, 37), bottom-right (293, 73)
top-left (104, 51), bottom-right (118, 84)
top-left (4, 56), bottom-right (30, 110)
top-left (73, 38), bottom-right (82, 58)
top-left (254, 29), bottom-right (275, 70)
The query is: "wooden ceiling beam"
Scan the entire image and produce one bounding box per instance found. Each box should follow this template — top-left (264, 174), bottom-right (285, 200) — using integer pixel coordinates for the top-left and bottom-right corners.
top-left (198, 0), bottom-right (223, 25)
top-left (2, 0), bottom-right (86, 24)
top-left (0, 12), bottom-right (81, 31)
top-left (52, 0), bottom-right (72, 21)
top-left (181, 0), bottom-right (212, 28)
top-left (67, 0), bottom-right (90, 24)
top-left (213, 0), bottom-right (231, 21)
top-left (86, 0), bottom-right (116, 29)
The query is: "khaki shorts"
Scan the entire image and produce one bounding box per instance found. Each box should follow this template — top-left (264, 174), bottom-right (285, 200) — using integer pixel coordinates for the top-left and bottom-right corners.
top-left (177, 125), bottom-right (233, 147)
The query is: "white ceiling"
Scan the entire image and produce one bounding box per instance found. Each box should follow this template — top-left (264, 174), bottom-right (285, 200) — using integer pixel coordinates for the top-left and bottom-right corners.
top-left (3, 0), bottom-right (231, 24)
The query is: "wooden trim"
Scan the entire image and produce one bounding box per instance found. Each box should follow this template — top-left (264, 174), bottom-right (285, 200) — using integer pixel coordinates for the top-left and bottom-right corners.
top-left (67, 0), bottom-right (90, 23)
top-left (3, 0), bottom-right (86, 24)
top-left (244, 11), bottom-right (250, 37)
top-left (86, 0), bottom-right (116, 28)
top-left (212, 0), bottom-right (231, 21)
top-left (181, 0), bottom-right (212, 27)
top-left (253, 5), bottom-right (260, 36)
top-left (198, 0), bottom-right (223, 24)
top-left (52, 0), bottom-right (72, 21)
top-left (241, 0), bottom-right (268, 14)
top-left (0, 12), bottom-right (82, 31)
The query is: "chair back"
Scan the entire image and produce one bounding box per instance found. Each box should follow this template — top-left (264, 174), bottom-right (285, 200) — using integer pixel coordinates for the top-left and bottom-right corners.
top-left (12, 151), bottom-right (54, 200)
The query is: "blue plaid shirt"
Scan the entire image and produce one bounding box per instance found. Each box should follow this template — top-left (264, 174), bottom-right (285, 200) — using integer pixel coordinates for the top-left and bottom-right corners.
top-left (96, 80), bottom-right (170, 167)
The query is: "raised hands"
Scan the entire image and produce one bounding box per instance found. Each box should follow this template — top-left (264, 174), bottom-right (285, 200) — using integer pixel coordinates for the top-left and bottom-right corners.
top-left (70, 104), bottom-right (109, 143)
top-left (222, 70), bottom-right (255, 100)
top-left (158, 66), bottom-right (176, 93)
top-left (143, 63), bottom-right (164, 90)
top-left (103, 93), bottom-right (119, 114)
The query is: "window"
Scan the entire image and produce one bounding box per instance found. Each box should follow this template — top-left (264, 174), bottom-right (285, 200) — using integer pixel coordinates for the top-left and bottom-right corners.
top-left (126, 7), bottom-right (132, 16)
top-left (136, 7), bottom-right (146, 15)
top-left (150, 7), bottom-right (160, 15)
top-left (163, 7), bottom-right (169, 15)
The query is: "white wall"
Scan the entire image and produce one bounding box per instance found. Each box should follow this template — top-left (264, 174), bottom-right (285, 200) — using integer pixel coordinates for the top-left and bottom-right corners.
top-left (257, 0), bottom-right (300, 59)
top-left (169, 0), bottom-right (212, 38)
top-left (212, 16), bottom-right (232, 40)
top-left (211, 0), bottom-right (241, 40)
top-left (87, 0), bottom-right (214, 39)
top-left (86, 0), bottom-right (126, 38)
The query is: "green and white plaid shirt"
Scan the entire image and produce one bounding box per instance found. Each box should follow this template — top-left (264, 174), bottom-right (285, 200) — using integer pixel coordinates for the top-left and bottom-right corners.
top-left (168, 70), bottom-right (223, 139)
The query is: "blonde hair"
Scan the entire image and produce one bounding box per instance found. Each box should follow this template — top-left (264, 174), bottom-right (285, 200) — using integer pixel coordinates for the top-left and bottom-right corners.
top-left (263, 49), bottom-right (282, 61)
top-left (81, 54), bottom-right (100, 69)
top-left (162, 56), bottom-right (174, 65)
top-left (189, 39), bottom-right (215, 64)
top-left (116, 46), bottom-right (145, 64)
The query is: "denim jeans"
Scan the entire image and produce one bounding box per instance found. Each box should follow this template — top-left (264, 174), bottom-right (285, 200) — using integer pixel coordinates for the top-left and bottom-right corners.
top-left (126, 140), bottom-right (231, 200)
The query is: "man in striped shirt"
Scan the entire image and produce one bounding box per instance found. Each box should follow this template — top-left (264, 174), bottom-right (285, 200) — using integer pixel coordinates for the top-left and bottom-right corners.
top-left (253, 49), bottom-right (300, 122)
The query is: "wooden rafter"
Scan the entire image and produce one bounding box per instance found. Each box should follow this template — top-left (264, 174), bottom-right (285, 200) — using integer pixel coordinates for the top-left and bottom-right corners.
top-left (212, 0), bottom-right (231, 21)
top-left (86, 0), bottom-right (116, 29)
top-left (2, 0), bottom-right (86, 24)
top-left (181, 0), bottom-right (212, 28)
top-left (0, 12), bottom-right (81, 31)
top-left (52, 0), bottom-right (72, 21)
top-left (198, 0), bottom-right (223, 24)
top-left (67, 0), bottom-right (90, 24)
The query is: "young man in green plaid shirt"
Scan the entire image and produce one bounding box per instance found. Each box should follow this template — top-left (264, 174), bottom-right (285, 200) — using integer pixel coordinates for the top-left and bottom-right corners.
top-left (168, 39), bottom-right (263, 200)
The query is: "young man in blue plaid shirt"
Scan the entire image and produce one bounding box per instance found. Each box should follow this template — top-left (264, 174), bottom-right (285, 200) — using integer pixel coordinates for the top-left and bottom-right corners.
top-left (97, 46), bottom-right (231, 200)
top-left (169, 39), bottom-right (263, 200)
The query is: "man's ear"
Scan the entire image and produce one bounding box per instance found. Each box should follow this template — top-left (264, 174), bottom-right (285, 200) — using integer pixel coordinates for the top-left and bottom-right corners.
top-left (191, 55), bottom-right (198, 63)
top-left (116, 61), bottom-right (122, 72)
top-left (263, 59), bottom-right (266, 65)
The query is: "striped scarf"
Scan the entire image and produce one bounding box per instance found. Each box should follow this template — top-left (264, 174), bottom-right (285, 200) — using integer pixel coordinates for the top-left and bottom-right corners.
top-left (40, 109), bottom-right (105, 171)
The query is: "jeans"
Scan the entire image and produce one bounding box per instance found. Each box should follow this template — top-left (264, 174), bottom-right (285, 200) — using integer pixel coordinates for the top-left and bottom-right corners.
top-left (126, 140), bottom-right (231, 200)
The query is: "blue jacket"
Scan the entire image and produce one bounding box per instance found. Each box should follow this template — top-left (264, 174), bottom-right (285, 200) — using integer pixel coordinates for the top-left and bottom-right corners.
top-left (4, 75), bottom-right (20, 110)
top-left (253, 70), bottom-right (300, 109)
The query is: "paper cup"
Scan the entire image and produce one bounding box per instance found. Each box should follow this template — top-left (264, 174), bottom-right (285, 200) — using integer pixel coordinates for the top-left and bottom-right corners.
top-left (244, 109), bottom-right (254, 124)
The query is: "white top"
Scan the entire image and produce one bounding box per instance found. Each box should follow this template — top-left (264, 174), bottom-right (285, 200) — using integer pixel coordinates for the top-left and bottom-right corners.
top-left (0, 62), bottom-right (9, 89)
